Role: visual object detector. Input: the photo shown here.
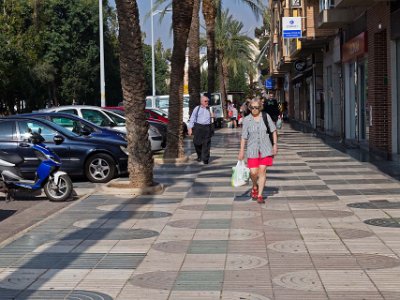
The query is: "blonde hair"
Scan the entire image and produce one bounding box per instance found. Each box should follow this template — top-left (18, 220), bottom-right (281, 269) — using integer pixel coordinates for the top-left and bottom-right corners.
top-left (250, 98), bottom-right (262, 106)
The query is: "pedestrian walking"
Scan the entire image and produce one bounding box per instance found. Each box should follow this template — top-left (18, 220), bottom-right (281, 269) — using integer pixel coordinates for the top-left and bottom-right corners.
top-left (188, 96), bottom-right (214, 165)
top-left (240, 99), bottom-right (251, 117)
top-left (263, 92), bottom-right (280, 122)
top-left (238, 98), bottom-right (278, 203)
top-left (231, 104), bottom-right (238, 128)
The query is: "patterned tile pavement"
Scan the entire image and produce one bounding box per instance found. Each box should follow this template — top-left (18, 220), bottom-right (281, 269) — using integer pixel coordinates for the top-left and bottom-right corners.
top-left (1, 126), bottom-right (400, 299)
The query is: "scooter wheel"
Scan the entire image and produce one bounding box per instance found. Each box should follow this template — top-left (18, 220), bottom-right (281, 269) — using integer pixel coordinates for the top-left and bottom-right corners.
top-left (44, 174), bottom-right (73, 202)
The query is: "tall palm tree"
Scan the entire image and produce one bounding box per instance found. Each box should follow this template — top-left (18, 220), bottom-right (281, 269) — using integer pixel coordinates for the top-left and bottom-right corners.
top-left (202, 0), bottom-right (217, 96)
top-left (163, 0), bottom-right (194, 159)
top-left (115, 0), bottom-right (153, 187)
top-left (203, 0), bottom-right (263, 96)
top-left (153, 0), bottom-right (200, 115)
top-left (215, 9), bottom-right (256, 116)
top-left (188, 0), bottom-right (201, 115)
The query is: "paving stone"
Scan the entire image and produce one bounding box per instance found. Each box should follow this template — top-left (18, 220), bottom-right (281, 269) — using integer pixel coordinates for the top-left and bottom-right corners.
top-left (173, 271), bottom-right (223, 291)
top-left (188, 240), bottom-right (228, 254)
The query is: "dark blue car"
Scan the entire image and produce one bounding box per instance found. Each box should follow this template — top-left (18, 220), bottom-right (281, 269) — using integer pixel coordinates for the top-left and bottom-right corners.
top-left (20, 112), bottom-right (127, 142)
top-left (0, 116), bottom-right (128, 183)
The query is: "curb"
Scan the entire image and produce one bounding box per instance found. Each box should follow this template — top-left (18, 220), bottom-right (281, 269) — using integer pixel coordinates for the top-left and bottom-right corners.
top-left (104, 181), bottom-right (164, 195)
top-left (154, 155), bottom-right (190, 165)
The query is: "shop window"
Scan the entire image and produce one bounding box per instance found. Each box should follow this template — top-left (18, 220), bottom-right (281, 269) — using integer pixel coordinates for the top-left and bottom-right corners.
top-left (319, 0), bottom-right (334, 11)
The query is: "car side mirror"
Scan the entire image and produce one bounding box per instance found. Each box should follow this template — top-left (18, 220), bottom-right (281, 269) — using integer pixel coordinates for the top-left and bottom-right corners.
top-left (53, 135), bottom-right (65, 145)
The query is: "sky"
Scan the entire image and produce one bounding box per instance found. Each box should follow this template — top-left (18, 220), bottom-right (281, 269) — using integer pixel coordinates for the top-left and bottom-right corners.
top-left (110, 1), bottom-right (263, 49)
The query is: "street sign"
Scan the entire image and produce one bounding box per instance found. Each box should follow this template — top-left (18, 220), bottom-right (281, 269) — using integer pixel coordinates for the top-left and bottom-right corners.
top-left (265, 78), bottom-right (275, 89)
top-left (282, 17), bottom-right (302, 39)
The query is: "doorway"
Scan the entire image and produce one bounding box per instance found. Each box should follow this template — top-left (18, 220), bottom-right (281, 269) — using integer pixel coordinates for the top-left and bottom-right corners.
top-left (396, 40), bottom-right (400, 155)
top-left (357, 61), bottom-right (369, 142)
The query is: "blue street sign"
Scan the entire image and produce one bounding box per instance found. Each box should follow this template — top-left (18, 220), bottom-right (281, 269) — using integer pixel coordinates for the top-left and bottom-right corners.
top-left (283, 30), bottom-right (302, 38)
top-left (265, 78), bottom-right (275, 89)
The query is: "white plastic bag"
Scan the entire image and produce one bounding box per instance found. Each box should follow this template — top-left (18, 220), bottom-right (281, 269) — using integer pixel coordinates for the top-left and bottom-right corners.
top-left (276, 116), bottom-right (283, 129)
top-left (231, 160), bottom-right (250, 187)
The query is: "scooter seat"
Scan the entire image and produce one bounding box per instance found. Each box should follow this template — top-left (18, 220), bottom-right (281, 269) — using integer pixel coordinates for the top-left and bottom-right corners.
top-left (0, 151), bottom-right (24, 165)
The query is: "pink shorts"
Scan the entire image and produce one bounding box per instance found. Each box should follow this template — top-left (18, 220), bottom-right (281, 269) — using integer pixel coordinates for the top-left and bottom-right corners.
top-left (247, 155), bottom-right (273, 169)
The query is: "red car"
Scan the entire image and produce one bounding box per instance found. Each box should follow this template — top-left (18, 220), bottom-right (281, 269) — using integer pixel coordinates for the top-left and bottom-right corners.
top-left (104, 106), bottom-right (168, 124)
top-left (104, 106), bottom-right (169, 145)
top-left (104, 106), bottom-right (188, 135)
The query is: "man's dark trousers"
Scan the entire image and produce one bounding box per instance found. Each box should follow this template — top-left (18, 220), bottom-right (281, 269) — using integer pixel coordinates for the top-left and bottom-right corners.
top-left (193, 124), bottom-right (212, 163)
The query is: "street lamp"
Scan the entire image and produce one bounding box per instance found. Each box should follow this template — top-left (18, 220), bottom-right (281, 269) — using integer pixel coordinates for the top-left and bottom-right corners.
top-left (150, 0), bottom-right (156, 99)
top-left (99, 0), bottom-right (106, 107)
top-left (150, 1), bottom-right (171, 100)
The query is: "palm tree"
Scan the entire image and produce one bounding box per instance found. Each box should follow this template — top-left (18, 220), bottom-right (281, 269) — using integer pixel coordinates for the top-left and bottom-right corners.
top-left (163, 0), bottom-right (194, 159)
top-left (215, 9), bottom-right (256, 117)
top-left (188, 0), bottom-right (201, 115)
top-left (202, 0), bottom-right (217, 96)
top-left (203, 0), bottom-right (263, 96)
top-left (115, 0), bottom-right (154, 187)
top-left (153, 0), bottom-right (200, 115)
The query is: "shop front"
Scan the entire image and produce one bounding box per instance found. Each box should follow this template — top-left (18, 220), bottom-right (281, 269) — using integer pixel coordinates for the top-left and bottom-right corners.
top-left (342, 32), bottom-right (369, 145)
top-left (391, 3), bottom-right (400, 158)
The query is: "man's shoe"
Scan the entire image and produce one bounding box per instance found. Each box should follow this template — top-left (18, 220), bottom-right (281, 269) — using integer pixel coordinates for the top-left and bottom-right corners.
top-left (203, 160), bottom-right (209, 164)
top-left (196, 157), bottom-right (201, 162)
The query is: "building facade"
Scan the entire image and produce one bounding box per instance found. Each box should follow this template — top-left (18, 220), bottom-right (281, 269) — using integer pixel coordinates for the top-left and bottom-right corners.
top-left (270, 0), bottom-right (399, 159)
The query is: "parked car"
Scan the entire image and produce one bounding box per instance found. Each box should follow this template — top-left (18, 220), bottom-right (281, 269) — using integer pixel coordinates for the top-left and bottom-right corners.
top-left (105, 106), bottom-right (186, 136)
top-left (0, 116), bottom-right (129, 183)
top-left (40, 105), bottom-right (164, 151)
top-left (20, 112), bottom-right (127, 142)
top-left (145, 107), bottom-right (187, 134)
top-left (146, 108), bottom-right (169, 124)
top-left (104, 106), bottom-right (168, 143)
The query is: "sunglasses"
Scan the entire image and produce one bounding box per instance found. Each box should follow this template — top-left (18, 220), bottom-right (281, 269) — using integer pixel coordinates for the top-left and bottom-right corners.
top-left (249, 106), bottom-right (261, 110)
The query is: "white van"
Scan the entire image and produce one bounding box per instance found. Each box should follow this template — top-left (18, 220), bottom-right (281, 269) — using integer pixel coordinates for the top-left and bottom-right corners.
top-left (145, 95), bottom-right (190, 125)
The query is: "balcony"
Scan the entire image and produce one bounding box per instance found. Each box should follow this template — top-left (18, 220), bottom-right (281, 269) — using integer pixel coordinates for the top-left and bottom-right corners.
top-left (335, 0), bottom-right (375, 9)
top-left (317, 7), bottom-right (365, 29)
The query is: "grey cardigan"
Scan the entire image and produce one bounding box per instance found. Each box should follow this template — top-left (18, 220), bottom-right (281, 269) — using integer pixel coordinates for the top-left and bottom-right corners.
top-left (241, 113), bottom-right (276, 158)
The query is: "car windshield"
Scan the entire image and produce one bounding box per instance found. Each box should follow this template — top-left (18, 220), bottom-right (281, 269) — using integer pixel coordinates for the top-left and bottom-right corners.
top-left (156, 98), bottom-right (169, 110)
top-left (34, 118), bottom-right (80, 138)
top-left (108, 109), bottom-right (125, 116)
top-left (103, 110), bottom-right (126, 126)
top-left (150, 108), bottom-right (168, 117)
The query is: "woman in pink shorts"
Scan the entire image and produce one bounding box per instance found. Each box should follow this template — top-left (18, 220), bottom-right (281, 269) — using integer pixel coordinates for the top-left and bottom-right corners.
top-left (238, 98), bottom-right (278, 203)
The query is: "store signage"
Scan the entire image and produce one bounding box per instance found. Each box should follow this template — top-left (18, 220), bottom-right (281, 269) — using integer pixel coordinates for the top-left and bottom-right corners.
top-left (265, 77), bottom-right (275, 89)
top-left (342, 32), bottom-right (367, 62)
top-left (294, 59), bottom-right (307, 72)
top-left (282, 17), bottom-right (302, 39)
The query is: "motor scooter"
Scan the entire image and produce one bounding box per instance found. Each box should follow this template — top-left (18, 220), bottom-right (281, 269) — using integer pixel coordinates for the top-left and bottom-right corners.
top-left (0, 133), bottom-right (73, 202)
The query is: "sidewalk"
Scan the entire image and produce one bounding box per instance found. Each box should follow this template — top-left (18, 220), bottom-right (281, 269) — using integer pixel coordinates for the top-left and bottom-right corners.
top-left (1, 125), bottom-right (400, 299)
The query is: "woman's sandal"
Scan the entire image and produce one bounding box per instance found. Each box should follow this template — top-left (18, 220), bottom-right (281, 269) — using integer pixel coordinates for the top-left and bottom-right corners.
top-left (257, 195), bottom-right (265, 204)
top-left (251, 186), bottom-right (258, 200)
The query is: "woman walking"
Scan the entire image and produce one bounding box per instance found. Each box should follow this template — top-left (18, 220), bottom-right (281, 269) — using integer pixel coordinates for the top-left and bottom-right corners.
top-left (238, 98), bottom-right (278, 203)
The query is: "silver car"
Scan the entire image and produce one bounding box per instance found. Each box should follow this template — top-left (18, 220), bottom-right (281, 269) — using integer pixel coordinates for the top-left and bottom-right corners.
top-left (40, 105), bottom-right (163, 151)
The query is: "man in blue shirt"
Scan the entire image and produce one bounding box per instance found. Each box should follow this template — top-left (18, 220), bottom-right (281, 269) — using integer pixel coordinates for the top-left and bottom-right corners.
top-left (188, 96), bottom-right (213, 164)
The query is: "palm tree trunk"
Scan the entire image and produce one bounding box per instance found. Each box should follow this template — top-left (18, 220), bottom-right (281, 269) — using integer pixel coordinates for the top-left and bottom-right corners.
top-left (164, 0), bottom-right (194, 159)
top-left (188, 0), bottom-right (200, 116)
top-left (202, 0), bottom-right (216, 95)
top-left (115, 0), bottom-right (153, 187)
top-left (222, 61), bottom-right (229, 95)
top-left (217, 50), bottom-right (228, 119)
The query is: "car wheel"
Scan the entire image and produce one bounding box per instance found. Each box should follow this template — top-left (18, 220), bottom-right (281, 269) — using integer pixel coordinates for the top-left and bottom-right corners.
top-left (85, 153), bottom-right (116, 183)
